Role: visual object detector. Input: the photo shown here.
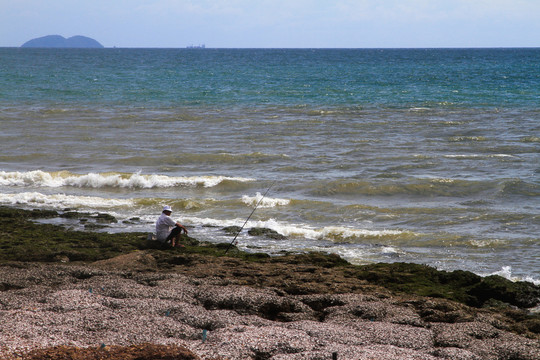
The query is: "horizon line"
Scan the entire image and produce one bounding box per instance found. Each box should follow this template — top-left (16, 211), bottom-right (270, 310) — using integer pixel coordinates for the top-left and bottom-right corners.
top-left (4, 46), bottom-right (540, 50)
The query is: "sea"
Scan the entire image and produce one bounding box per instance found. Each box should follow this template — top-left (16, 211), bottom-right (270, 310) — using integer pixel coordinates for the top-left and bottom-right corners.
top-left (0, 48), bottom-right (539, 284)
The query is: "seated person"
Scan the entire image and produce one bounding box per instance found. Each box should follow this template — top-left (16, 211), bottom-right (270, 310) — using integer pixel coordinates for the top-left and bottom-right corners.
top-left (155, 205), bottom-right (188, 247)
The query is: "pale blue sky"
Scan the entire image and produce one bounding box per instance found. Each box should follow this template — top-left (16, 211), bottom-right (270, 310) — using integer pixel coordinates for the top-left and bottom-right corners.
top-left (1, 0), bottom-right (539, 48)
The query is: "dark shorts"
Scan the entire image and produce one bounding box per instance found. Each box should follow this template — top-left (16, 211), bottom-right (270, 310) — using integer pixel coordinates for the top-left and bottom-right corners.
top-left (166, 226), bottom-right (183, 241)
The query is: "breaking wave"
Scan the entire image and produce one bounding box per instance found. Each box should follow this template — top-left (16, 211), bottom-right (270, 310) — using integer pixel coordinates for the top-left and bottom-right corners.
top-left (184, 216), bottom-right (410, 243)
top-left (0, 170), bottom-right (254, 189)
top-left (0, 191), bottom-right (134, 209)
top-left (484, 266), bottom-right (540, 286)
top-left (242, 192), bottom-right (290, 208)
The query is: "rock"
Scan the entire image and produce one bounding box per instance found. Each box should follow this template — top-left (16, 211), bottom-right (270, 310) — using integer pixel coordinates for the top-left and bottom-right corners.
top-left (61, 211), bottom-right (85, 219)
top-left (248, 227), bottom-right (286, 240)
top-left (94, 213), bottom-right (118, 223)
top-left (468, 275), bottom-right (540, 308)
top-left (222, 226), bottom-right (242, 235)
top-left (21, 343), bottom-right (199, 360)
top-left (0, 263), bottom-right (539, 360)
top-left (53, 255), bottom-right (70, 263)
top-left (177, 234), bottom-right (200, 246)
top-left (91, 251), bottom-right (157, 271)
top-left (84, 223), bottom-right (108, 230)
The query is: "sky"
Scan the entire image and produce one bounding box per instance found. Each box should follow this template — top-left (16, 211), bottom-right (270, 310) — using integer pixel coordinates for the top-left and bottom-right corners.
top-left (1, 0), bottom-right (539, 48)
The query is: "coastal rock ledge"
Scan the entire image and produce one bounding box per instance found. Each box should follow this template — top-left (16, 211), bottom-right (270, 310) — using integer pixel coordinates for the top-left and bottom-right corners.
top-left (21, 35), bottom-right (104, 48)
top-left (0, 207), bottom-right (538, 359)
top-left (1, 259), bottom-right (539, 360)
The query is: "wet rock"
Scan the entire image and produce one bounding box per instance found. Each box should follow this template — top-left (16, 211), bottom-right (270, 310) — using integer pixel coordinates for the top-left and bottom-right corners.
top-left (222, 225), bottom-right (242, 235)
top-left (0, 207), bottom-right (58, 219)
top-left (274, 252), bottom-right (349, 268)
top-left (94, 213), bottom-right (118, 223)
top-left (61, 211), bottom-right (86, 219)
top-left (468, 275), bottom-right (540, 308)
top-left (122, 217), bottom-right (141, 224)
top-left (84, 223), bottom-right (108, 230)
top-left (248, 227), bottom-right (286, 240)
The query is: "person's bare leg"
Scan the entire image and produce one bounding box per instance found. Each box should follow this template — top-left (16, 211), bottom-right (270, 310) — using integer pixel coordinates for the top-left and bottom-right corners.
top-left (174, 235), bottom-right (184, 247)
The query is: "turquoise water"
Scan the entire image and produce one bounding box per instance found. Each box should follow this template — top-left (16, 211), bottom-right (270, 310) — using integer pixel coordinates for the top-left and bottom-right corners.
top-left (1, 48), bottom-right (539, 282)
top-left (2, 48), bottom-right (540, 108)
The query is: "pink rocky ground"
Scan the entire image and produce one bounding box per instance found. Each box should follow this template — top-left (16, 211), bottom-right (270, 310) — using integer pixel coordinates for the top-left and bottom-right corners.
top-left (0, 256), bottom-right (539, 360)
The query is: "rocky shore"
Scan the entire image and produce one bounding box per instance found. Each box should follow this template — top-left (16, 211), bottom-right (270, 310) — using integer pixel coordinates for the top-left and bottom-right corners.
top-left (1, 207), bottom-right (539, 359)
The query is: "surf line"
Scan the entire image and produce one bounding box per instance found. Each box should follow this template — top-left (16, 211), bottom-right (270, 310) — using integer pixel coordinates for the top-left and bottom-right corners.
top-left (224, 181), bottom-right (276, 254)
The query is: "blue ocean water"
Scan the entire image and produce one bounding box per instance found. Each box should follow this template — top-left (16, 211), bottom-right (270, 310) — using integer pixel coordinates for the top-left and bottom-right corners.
top-left (1, 48), bottom-right (539, 282)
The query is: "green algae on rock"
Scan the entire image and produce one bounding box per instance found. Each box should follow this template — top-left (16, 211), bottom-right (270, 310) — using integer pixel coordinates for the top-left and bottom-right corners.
top-left (1, 206), bottom-right (539, 314)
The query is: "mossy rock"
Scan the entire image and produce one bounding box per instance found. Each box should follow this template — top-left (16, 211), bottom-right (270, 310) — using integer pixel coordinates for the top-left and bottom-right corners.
top-left (122, 217), bottom-right (141, 224)
top-left (524, 318), bottom-right (540, 334)
top-left (467, 275), bottom-right (540, 308)
top-left (248, 227), bottom-right (286, 240)
top-left (0, 207), bottom-right (58, 219)
top-left (215, 242), bottom-right (236, 250)
top-left (84, 223), bottom-right (109, 230)
top-left (274, 252), bottom-right (349, 268)
top-left (94, 213), bottom-right (118, 223)
top-left (222, 226), bottom-right (242, 235)
top-left (61, 211), bottom-right (86, 219)
top-left (354, 263), bottom-right (540, 309)
top-left (355, 262), bottom-right (482, 305)
top-left (177, 234), bottom-right (199, 246)
top-left (2, 206), bottom-right (539, 314)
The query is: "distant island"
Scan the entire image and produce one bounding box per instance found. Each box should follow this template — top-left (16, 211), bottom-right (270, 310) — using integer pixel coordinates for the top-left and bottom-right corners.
top-left (21, 35), bottom-right (104, 48)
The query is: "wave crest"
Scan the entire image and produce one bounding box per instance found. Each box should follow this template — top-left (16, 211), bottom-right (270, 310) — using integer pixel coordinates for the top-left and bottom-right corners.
top-left (242, 192), bottom-right (290, 208)
top-left (0, 191), bottom-right (133, 209)
top-left (0, 170), bottom-right (254, 189)
top-left (314, 178), bottom-right (490, 197)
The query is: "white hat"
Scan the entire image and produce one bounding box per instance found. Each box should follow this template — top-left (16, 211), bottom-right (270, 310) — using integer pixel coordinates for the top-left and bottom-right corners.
top-left (162, 205), bottom-right (172, 212)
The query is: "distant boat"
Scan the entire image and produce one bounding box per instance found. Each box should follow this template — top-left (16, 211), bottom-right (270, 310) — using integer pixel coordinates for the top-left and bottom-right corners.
top-left (187, 44), bottom-right (205, 49)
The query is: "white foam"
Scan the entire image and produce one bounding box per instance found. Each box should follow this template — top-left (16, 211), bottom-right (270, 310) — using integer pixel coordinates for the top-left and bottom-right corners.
top-left (490, 265), bottom-right (513, 279)
top-left (469, 239), bottom-right (507, 248)
top-left (430, 178), bottom-right (456, 183)
top-left (0, 192), bottom-right (133, 209)
top-left (318, 226), bottom-right (404, 241)
top-left (486, 266), bottom-right (540, 286)
top-left (444, 154), bottom-right (477, 158)
top-left (242, 192), bottom-right (290, 208)
top-left (490, 154), bottom-right (515, 158)
top-left (182, 216), bottom-right (406, 242)
top-left (444, 154), bottom-right (515, 159)
top-left (381, 246), bottom-right (400, 254)
top-left (524, 277), bottom-right (540, 286)
top-left (0, 170), bottom-right (254, 189)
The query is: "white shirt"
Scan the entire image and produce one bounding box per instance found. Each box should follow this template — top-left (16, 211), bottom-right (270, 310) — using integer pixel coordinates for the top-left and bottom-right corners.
top-left (155, 212), bottom-right (177, 242)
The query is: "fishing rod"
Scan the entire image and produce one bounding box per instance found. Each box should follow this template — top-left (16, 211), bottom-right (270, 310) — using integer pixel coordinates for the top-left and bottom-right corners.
top-left (224, 181), bottom-right (275, 254)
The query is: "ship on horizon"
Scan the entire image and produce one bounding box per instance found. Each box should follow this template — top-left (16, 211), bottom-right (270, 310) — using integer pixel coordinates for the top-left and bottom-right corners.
top-left (187, 44), bottom-right (205, 49)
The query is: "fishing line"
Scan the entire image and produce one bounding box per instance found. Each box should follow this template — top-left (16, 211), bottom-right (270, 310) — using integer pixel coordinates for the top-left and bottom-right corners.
top-left (224, 181), bottom-right (275, 254)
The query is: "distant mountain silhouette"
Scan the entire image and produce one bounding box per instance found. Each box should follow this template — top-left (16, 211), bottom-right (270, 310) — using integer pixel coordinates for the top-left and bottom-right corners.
top-left (21, 35), bottom-right (104, 48)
